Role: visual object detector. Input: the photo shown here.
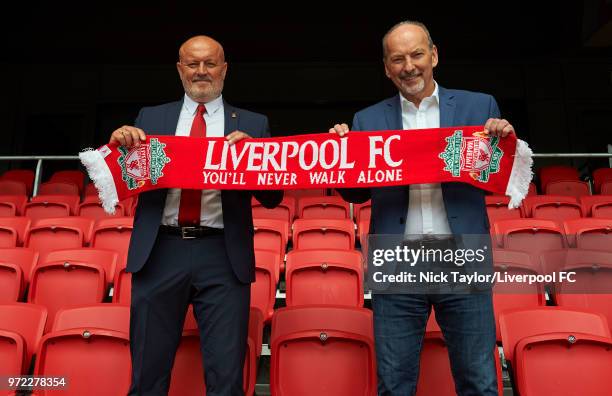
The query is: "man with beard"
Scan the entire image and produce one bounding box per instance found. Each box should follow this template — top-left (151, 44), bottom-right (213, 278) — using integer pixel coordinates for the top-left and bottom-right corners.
top-left (330, 21), bottom-right (515, 395)
top-left (109, 35), bottom-right (282, 396)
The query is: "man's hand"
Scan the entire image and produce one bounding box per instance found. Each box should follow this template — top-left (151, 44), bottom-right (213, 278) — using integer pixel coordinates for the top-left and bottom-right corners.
top-left (484, 118), bottom-right (515, 138)
top-left (226, 130), bottom-right (251, 146)
top-left (329, 123), bottom-right (350, 137)
top-left (110, 126), bottom-right (146, 147)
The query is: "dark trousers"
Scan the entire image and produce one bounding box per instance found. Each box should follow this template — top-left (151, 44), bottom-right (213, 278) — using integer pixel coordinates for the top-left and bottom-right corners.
top-left (128, 232), bottom-right (250, 396)
top-left (372, 292), bottom-right (498, 396)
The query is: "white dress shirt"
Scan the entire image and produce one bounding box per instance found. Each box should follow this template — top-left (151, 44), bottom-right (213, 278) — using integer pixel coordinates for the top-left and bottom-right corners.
top-left (401, 82), bottom-right (452, 238)
top-left (161, 94), bottom-right (224, 228)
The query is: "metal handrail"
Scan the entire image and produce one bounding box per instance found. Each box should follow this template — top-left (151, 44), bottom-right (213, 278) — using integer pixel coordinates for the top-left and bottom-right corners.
top-left (1, 153), bottom-right (611, 196)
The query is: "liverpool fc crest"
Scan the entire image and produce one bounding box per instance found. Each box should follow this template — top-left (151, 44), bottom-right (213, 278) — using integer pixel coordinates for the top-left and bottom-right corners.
top-left (439, 130), bottom-right (503, 182)
top-left (118, 138), bottom-right (171, 190)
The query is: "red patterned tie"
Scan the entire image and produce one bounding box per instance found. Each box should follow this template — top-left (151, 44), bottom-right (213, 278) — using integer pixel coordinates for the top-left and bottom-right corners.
top-left (178, 104), bottom-right (206, 226)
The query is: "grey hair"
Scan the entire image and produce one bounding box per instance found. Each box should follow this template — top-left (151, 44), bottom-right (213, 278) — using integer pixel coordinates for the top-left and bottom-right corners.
top-left (382, 20), bottom-right (434, 58)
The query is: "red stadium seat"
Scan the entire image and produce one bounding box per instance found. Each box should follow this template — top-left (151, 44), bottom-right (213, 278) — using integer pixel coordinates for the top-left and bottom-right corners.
top-left (416, 331), bottom-right (504, 396)
top-left (43, 248), bottom-right (118, 286)
top-left (91, 217), bottom-right (134, 267)
top-left (0, 262), bottom-right (23, 302)
top-left (285, 188), bottom-right (326, 199)
top-left (521, 195), bottom-right (578, 218)
top-left (0, 201), bottom-right (16, 217)
top-left (52, 304), bottom-right (130, 334)
top-left (37, 181), bottom-right (80, 196)
top-left (24, 194), bottom-right (81, 219)
top-left (77, 195), bottom-right (125, 219)
top-left (492, 219), bottom-right (566, 253)
top-left (111, 268), bottom-right (131, 305)
top-left (33, 328), bottom-right (131, 395)
top-left (33, 217), bottom-right (95, 245)
top-left (531, 201), bottom-right (583, 221)
top-left (168, 308), bottom-right (263, 396)
top-left (353, 200), bottom-right (371, 224)
top-left (0, 180), bottom-right (27, 195)
top-left (500, 308), bottom-right (612, 396)
top-left (0, 329), bottom-right (25, 376)
top-left (0, 303), bottom-right (47, 369)
top-left (538, 165), bottom-right (579, 192)
top-left (1, 170), bottom-right (34, 196)
top-left (25, 222), bottom-right (84, 259)
top-left (545, 179), bottom-right (591, 197)
top-left (563, 218), bottom-right (612, 249)
top-left (0, 217), bottom-right (31, 247)
top-left (297, 196), bottom-right (350, 219)
top-left (593, 168), bottom-right (612, 194)
top-left (85, 183), bottom-right (98, 197)
top-left (28, 260), bottom-right (106, 332)
top-left (285, 249), bottom-right (364, 308)
top-left (270, 306), bottom-right (376, 396)
top-left (486, 195), bottom-right (521, 221)
top-left (292, 219), bottom-right (355, 251)
top-left (49, 170), bottom-right (85, 195)
top-left (251, 249), bottom-right (278, 322)
top-left (492, 249), bottom-right (546, 341)
top-left (253, 218), bottom-right (288, 271)
top-left (0, 248), bottom-right (38, 285)
top-left (580, 195), bottom-right (612, 217)
top-left (602, 181), bottom-right (612, 195)
top-left (252, 195), bottom-right (296, 224)
top-left (0, 195), bottom-right (27, 216)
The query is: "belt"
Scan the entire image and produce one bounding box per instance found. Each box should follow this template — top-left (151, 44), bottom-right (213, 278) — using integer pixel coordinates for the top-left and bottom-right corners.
top-left (159, 225), bottom-right (224, 239)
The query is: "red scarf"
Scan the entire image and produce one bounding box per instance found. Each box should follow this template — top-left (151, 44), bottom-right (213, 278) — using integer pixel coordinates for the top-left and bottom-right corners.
top-left (80, 126), bottom-right (532, 213)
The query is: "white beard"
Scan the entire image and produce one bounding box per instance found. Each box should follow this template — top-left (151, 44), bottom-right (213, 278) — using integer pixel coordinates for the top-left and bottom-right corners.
top-left (401, 77), bottom-right (425, 96)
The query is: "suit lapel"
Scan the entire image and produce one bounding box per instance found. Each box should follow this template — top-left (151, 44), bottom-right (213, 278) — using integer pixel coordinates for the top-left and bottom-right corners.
top-left (161, 100), bottom-right (183, 136)
top-left (384, 95), bottom-right (402, 130)
top-left (223, 101), bottom-right (238, 136)
top-left (438, 86), bottom-right (456, 128)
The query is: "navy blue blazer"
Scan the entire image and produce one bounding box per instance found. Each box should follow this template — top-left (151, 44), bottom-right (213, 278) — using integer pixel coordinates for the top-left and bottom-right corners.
top-left (126, 99), bottom-right (283, 283)
top-left (339, 86), bottom-right (501, 236)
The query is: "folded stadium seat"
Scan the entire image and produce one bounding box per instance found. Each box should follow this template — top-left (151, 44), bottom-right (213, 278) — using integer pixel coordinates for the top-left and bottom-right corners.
top-left (538, 165), bottom-right (579, 192)
top-left (37, 181), bottom-right (80, 197)
top-left (253, 218), bottom-right (288, 272)
top-left (485, 195), bottom-right (522, 222)
top-left (51, 304), bottom-right (130, 334)
top-left (25, 194), bottom-right (81, 218)
top-left (285, 188), bottom-right (327, 199)
top-left (492, 249), bottom-right (546, 341)
top-left (168, 308), bottom-right (263, 396)
top-left (0, 248), bottom-right (38, 286)
top-left (270, 305), bottom-right (376, 396)
top-left (581, 197), bottom-right (612, 220)
top-left (252, 195), bottom-right (296, 224)
top-left (0, 262), bottom-right (23, 302)
top-left (545, 179), bottom-right (591, 197)
top-left (292, 219), bottom-right (355, 251)
top-left (416, 331), bottom-right (504, 396)
top-left (0, 217), bottom-right (31, 247)
top-left (563, 218), bottom-right (612, 249)
top-left (499, 307), bottom-right (612, 396)
top-left (0, 169), bottom-right (35, 196)
top-left (49, 170), bottom-right (85, 195)
top-left (520, 195), bottom-right (578, 218)
top-left (111, 267), bottom-right (131, 304)
top-left (251, 249), bottom-right (278, 322)
top-left (492, 219), bottom-right (566, 254)
top-left (602, 181), bottom-right (612, 195)
top-left (43, 248), bottom-right (118, 287)
top-left (0, 329), bottom-right (25, 379)
top-left (297, 196), bottom-right (350, 220)
top-left (32, 217), bottom-right (95, 245)
top-left (552, 248), bottom-right (612, 326)
top-left (91, 217), bottom-right (134, 268)
top-left (285, 249), bottom-right (364, 308)
top-left (531, 201), bottom-right (583, 222)
top-left (0, 195), bottom-right (27, 216)
top-left (353, 200), bottom-right (371, 224)
top-left (77, 195), bottom-right (125, 220)
top-left (32, 327), bottom-right (130, 395)
top-left (0, 303), bottom-right (47, 371)
top-left (24, 222), bottom-right (85, 260)
top-left (28, 260), bottom-right (106, 332)
top-left (593, 168), bottom-right (612, 194)
top-left (0, 180), bottom-right (27, 195)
